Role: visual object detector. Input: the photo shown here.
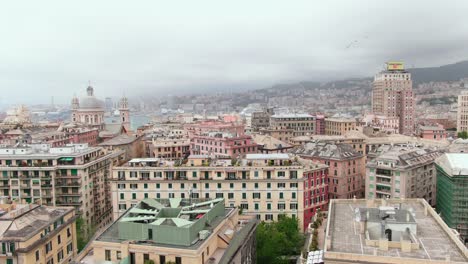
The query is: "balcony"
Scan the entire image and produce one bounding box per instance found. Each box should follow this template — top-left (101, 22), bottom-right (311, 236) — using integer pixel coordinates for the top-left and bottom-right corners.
top-left (41, 184), bottom-right (53, 188)
top-left (55, 181), bottom-right (81, 187)
top-left (56, 191), bottom-right (80, 196)
top-left (56, 174), bottom-right (80, 179)
top-left (56, 199), bottom-right (82, 206)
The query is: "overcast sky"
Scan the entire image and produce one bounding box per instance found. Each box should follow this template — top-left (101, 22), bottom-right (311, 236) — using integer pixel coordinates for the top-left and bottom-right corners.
top-left (1, 0), bottom-right (468, 105)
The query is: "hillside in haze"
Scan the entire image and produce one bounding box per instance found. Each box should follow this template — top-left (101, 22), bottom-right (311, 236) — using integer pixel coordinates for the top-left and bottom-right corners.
top-left (260, 60), bottom-right (468, 93)
top-left (408, 60), bottom-right (468, 84)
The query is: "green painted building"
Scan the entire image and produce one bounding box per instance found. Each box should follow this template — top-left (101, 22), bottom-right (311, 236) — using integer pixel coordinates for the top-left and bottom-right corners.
top-left (435, 153), bottom-right (468, 245)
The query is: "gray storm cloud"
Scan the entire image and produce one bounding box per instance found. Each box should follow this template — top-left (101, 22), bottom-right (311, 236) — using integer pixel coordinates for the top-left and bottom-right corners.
top-left (0, 0), bottom-right (467, 105)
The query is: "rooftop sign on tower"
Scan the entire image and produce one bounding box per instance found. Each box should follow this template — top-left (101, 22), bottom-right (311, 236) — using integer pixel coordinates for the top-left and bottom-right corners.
top-left (386, 61), bottom-right (404, 71)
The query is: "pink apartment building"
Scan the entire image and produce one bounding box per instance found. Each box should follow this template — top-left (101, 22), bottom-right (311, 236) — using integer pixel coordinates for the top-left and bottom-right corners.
top-left (190, 132), bottom-right (258, 158)
top-left (292, 142), bottom-right (366, 199)
top-left (418, 125), bottom-right (447, 140)
top-left (184, 121), bottom-right (244, 138)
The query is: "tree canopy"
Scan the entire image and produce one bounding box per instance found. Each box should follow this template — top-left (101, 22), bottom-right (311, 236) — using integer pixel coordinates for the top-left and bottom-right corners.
top-left (256, 215), bottom-right (304, 264)
top-left (458, 131), bottom-right (468, 139)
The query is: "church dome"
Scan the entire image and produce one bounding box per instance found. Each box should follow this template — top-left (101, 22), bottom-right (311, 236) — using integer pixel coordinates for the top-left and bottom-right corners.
top-left (79, 96), bottom-right (105, 110)
top-left (78, 85), bottom-right (105, 110)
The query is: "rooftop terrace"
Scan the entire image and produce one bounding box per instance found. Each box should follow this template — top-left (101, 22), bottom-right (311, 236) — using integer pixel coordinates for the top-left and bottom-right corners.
top-left (325, 199), bottom-right (468, 263)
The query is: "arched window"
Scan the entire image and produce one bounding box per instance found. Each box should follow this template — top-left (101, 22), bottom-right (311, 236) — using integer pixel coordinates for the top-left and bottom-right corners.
top-left (85, 115), bottom-right (89, 123)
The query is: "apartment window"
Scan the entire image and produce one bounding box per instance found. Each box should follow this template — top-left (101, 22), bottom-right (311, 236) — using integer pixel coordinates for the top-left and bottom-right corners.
top-left (132, 193), bottom-right (136, 200)
top-left (192, 183), bottom-right (197, 189)
top-left (119, 204), bottom-right (127, 210)
top-left (67, 228), bottom-right (71, 237)
top-left (144, 193), bottom-right (148, 198)
top-left (254, 171), bottom-right (259, 177)
top-left (242, 183), bottom-right (246, 189)
top-left (117, 184), bottom-right (126, 189)
top-left (154, 172), bottom-right (162, 178)
top-left (255, 203), bottom-right (259, 210)
top-left (292, 192), bottom-right (296, 199)
top-left (265, 214), bottom-right (273, 221)
top-left (156, 193), bottom-right (161, 198)
top-left (278, 203), bottom-right (286, 210)
top-left (216, 193), bottom-right (224, 198)
top-left (144, 183), bottom-right (148, 189)
top-left (278, 171), bottom-right (285, 177)
top-left (205, 183), bottom-right (209, 189)
top-left (156, 183), bottom-right (160, 189)
top-left (130, 184), bottom-right (137, 189)
top-left (267, 192), bottom-right (271, 199)
top-left (105, 250), bottom-right (111, 261)
top-left (116, 251), bottom-right (121, 260)
top-left (267, 183), bottom-right (271, 189)
top-left (254, 183), bottom-right (258, 189)
top-left (181, 183), bottom-right (185, 189)
top-left (130, 171), bottom-right (137, 178)
top-left (67, 243), bottom-right (73, 254)
top-left (279, 192), bottom-right (284, 199)
top-left (36, 250), bottom-right (40, 261)
top-left (120, 193), bottom-right (124, 199)
top-left (45, 241), bottom-right (52, 254)
top-left (57, 250), bottom-right (64, 262)
top-left (192, 171), bottom-right (197, 178)
top-left (290, 203), bottom-right (298, 210)
top-left (240, 203), bottom-right (249, 210)
top-left (290, 183), bottom-right (297, 188)
top-left (277, 183), bottom-right (285, 188)
top-left (57, 235), bottom-right (61, 244)
top-left (46, 258), bottom-right (54, 264)
top-left (168, 183), bottom-right (173, 189)
top-left (242, 193), bottom-right (246, 199)
top-left (228, 193), bottom-right (234, 199)
top-left (230, 183), bottom-right (234, 189)
top-left (267, 203), bottom-right (271, 210)
top-left (144, 254), bottom-right (149, 262)
top-left (169, 193), bottom-right (175, 198)
top-left (217, 183), bottom-right (222, 189)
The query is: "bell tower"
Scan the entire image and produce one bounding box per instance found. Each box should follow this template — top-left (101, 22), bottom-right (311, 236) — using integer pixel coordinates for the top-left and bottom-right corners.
top-left (71, 94), bottom-right (79, 123)
top-left (119, 96), bottom-right (130, 132)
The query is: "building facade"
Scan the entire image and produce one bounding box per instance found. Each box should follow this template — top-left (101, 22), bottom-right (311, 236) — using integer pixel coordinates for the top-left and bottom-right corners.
top-left (190, 132), bottom-right (258, 158)
top-left (418, 125), bottom-right (447, 140)
top-left (111, 154), bottom-right (328, 231)
top-left (365, 146), bottom-right (441, 206)
top-left (292, 142), bottom-right (365, 199)
top-left (0, 204), bottom-right (77, 264)
top-left (250, 109), bottom-right (273, 131)
top-left (151, 137), bottom-right (190, 160)
top-left (436, 153), bottom-right (468, 245)
top-left (457, 90), bottom-right (468, 133)
top-left (0, 143), bottom-right (124, 229)
top-left (325, 118), bottom-right (357, 136)
top-left (372, 62), bottom-right (415, 135)
top-left (269, 114), bottom-right (315, 137)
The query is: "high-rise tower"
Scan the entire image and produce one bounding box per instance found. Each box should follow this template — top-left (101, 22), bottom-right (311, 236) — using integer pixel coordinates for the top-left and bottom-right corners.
top-left (372, 62), bottom-right (414, 135)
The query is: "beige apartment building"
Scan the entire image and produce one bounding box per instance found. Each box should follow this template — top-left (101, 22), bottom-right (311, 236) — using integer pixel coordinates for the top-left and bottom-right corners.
top-left (111, 153), bottom-right (329, 231)
top-left (325, 118), bottom-right (357, 136)
top-left (151, 137), bottom-right (190, 160)
top-left (269, 113), bottom-right (315, 137)
top-left (91, 198), bottom-right (257, 264)
top-left (0, 203), bottom-right (78, 264)
top-left (457, 90), bottom-right (468, 133)
top-left (366, 145), bottom-right (442, 206)
top-left (0, 143), bottom-right (124, 229)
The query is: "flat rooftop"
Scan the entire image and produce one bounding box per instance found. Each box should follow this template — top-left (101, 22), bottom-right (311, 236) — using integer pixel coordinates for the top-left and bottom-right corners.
top-left (325, 199), bottom-right (468, 263)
